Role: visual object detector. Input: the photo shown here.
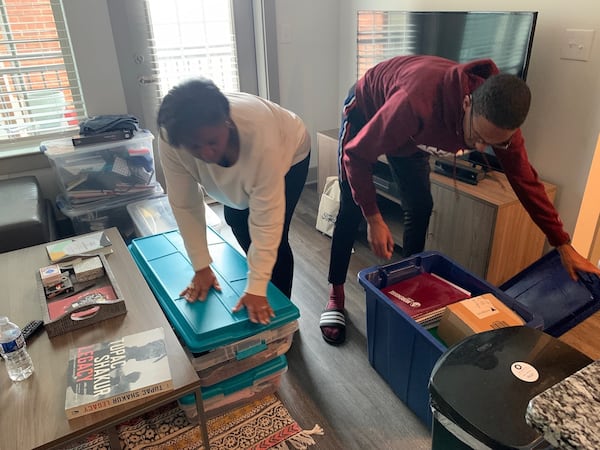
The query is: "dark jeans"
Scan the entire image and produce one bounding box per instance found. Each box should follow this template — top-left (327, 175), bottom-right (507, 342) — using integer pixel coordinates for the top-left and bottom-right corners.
top-left (224, 153), bottom-right (310, 298)
top-left (328, 153), bottom-right (433, 285)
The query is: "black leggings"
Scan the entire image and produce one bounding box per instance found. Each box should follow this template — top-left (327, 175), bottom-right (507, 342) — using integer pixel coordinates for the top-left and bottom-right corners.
top-left (224, 153), bottom-right (310, 298)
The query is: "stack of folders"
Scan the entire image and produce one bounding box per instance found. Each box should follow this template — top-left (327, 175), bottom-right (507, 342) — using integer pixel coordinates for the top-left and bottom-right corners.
top-left (381, 272), bottom-right (471, 329)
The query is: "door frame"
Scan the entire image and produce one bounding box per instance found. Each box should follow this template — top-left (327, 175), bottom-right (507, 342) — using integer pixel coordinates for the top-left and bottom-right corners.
top-left (572, 133), bottom-right (600, 264)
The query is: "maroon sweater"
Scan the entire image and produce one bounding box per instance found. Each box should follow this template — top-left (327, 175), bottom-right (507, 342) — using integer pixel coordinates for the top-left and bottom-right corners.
top-left (343, 55), bottom-right (570, 247)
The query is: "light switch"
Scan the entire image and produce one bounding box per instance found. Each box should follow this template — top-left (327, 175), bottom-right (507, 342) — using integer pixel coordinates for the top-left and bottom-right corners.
top-left (560, 29), bottom-right (595, 61)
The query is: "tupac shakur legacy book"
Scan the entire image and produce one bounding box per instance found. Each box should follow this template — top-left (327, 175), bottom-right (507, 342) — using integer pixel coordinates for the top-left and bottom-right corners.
top-left (65, 327), bottom-right (173, 419)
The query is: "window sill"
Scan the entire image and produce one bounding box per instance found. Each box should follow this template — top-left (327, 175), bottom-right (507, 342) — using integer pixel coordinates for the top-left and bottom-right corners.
top-left (0, 146), bottom-right (41, 159)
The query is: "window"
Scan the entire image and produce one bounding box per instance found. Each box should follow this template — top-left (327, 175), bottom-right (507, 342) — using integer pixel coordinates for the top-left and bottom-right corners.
top-left (0, 0), bottom-right (85, 146)
top-left (357, 11), bottom-right (416, 79)
top-left (145, 0), bottom-right (240, 98)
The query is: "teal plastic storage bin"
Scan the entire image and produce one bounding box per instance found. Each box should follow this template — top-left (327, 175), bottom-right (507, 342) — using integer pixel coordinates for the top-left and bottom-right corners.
top-left (203, 354), bottom-right (287, 413)
top-left (179, 355), bottom-right (288, 418)
top-left (128, 228), bottom-right (299, 385)
top-left (358, 251), bottom-right (541, 427)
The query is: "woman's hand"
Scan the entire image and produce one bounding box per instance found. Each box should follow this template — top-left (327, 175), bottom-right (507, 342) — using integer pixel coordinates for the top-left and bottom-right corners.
top-left (180, 266), bottom-right (221, 302)
top-left (232, 293), bottom-right (275, 324)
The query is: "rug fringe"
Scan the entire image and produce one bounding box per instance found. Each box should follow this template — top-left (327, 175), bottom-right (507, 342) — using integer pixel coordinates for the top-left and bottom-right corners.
top-left (285, 424), bottom-right (324, 450)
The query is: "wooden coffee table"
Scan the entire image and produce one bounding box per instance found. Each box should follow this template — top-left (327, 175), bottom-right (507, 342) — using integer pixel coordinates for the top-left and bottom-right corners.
top-left (0, 227), bottom-right (209, 449)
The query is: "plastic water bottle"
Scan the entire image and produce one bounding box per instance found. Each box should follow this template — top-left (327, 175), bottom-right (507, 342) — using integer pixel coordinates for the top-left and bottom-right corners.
top-left (0, 316), bottom-right (34, 381)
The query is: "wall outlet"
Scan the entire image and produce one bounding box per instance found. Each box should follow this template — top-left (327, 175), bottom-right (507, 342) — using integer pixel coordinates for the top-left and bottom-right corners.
top-left (560, 29), bottom-right (595, 61)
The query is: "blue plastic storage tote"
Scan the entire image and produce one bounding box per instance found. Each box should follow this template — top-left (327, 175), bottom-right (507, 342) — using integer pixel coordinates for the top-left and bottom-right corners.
top-left (358, 251), bottom-right (541, 427)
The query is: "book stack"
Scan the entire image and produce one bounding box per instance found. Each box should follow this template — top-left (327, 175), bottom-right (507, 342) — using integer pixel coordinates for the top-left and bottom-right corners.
top-left (65, 327), bottom-right (173, 419)
top-left (381, 272), bottom-right (471, 329)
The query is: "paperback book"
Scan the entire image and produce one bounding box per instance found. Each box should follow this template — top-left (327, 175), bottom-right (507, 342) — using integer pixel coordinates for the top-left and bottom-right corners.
top-left (381, 272), bottom-right (471, 327)
top-left (46, 231), bottom-right (112, 263)
top-left (65, 327), bottom-right (173, 419)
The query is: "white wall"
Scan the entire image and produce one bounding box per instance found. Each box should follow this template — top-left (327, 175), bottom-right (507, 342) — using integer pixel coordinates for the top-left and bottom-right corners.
top-left (63, 0), bottom-right (127, 116)
top-left (274, 0), bottom-right (341, 168)
top-left (329, 0), bottom-right (600, 239)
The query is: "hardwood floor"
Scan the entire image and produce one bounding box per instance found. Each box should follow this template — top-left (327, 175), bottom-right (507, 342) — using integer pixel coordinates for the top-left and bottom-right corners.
top-left (212, 183), bottom-right (432, 450)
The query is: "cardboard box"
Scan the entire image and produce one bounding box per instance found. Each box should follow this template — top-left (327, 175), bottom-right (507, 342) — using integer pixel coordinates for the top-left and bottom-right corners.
top-left (438, 293), bottom-right (525, 347)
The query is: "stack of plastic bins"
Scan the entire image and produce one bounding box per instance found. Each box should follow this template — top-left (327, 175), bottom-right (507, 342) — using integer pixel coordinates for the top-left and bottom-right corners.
top-left (357, 251), bottom-right (541, 427)
top-left (128, 227), bottom-right (298, 416)
top-left (40, 130), bottom-right (162, 241)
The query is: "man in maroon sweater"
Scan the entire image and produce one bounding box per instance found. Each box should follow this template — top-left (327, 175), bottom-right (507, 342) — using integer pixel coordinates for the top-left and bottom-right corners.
top-left (320, 55), bottom-right (600, 346)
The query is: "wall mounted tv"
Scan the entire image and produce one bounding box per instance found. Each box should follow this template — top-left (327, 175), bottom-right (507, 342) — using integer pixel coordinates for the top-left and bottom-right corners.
top-left (357, 11), bottom-right (538, 81)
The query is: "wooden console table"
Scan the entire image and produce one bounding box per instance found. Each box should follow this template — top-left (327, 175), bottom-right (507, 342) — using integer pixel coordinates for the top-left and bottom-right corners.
top-left (424, 170), bottom-right (556, 285)
top-left (0, 228), bottom-right (209, 449)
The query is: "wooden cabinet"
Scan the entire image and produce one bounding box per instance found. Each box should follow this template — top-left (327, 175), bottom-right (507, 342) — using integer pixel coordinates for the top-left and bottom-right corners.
top-left (426, 172), bottom-right (556, 285)
top-left (316, 129), bottom-right (557, 286)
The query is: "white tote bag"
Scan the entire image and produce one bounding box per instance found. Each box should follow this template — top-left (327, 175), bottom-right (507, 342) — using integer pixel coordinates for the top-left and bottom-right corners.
top-left (316, 176), bottom-right (341, 237)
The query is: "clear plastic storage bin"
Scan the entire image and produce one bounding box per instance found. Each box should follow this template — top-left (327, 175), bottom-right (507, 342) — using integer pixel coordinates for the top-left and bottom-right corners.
top-left (58, 184), bottom-right (163, 242)
top-left (40, 130), bottom-right (159, 207)
top-left (126, 195), bottom-right (222, 237)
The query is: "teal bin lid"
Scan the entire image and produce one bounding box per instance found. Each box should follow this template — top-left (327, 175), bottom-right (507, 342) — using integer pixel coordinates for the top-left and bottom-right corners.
top-left (129, 228), bottom-right (300, 353)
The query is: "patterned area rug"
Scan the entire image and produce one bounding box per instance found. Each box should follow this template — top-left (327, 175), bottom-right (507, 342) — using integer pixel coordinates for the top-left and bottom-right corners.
top-left (61, 394), bottom-right (323, 450)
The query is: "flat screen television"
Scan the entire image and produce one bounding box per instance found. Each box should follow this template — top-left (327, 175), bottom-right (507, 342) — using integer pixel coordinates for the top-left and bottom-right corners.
top-left (357, 11), bottom-right (538, 81)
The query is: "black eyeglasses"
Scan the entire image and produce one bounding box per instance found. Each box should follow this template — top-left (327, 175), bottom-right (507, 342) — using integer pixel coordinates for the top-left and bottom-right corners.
top-left (469, 102), bottom-right (512, 151)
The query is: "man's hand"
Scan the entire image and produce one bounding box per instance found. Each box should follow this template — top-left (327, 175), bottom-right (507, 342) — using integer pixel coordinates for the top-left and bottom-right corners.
top-left (180, 266), bottom-right (221, 301)
top-left (556, 243), bottom-right (600, 281)
top-left (232, 292), bottom-right (275, 325)
top-left (366, 212), bottom-right (394, 260)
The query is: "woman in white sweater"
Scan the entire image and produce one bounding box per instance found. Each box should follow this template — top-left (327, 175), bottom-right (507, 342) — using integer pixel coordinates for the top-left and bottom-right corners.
top-left (157, 78), bottom-right (310, 325)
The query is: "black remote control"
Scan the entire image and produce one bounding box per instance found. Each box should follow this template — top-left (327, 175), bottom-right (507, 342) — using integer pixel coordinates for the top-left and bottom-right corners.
top-left (21, 320), bottom-right (44, 342)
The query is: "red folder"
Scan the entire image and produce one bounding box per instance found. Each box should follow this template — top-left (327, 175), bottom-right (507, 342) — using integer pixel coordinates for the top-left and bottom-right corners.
top-left (381, 272), bottom-right (471, 320)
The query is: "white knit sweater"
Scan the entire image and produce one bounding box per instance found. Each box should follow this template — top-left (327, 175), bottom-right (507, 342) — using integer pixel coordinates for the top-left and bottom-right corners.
top-left (159, 92), bottom-right (310, 296)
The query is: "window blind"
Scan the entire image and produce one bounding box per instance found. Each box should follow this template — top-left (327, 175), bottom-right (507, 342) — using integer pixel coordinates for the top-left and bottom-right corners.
top-left (0, 0), bottom-right (86, 146)
top-left (145, 0), bottom-right (240, 101)
top-left (357, 11), bottom-right (417, 79)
